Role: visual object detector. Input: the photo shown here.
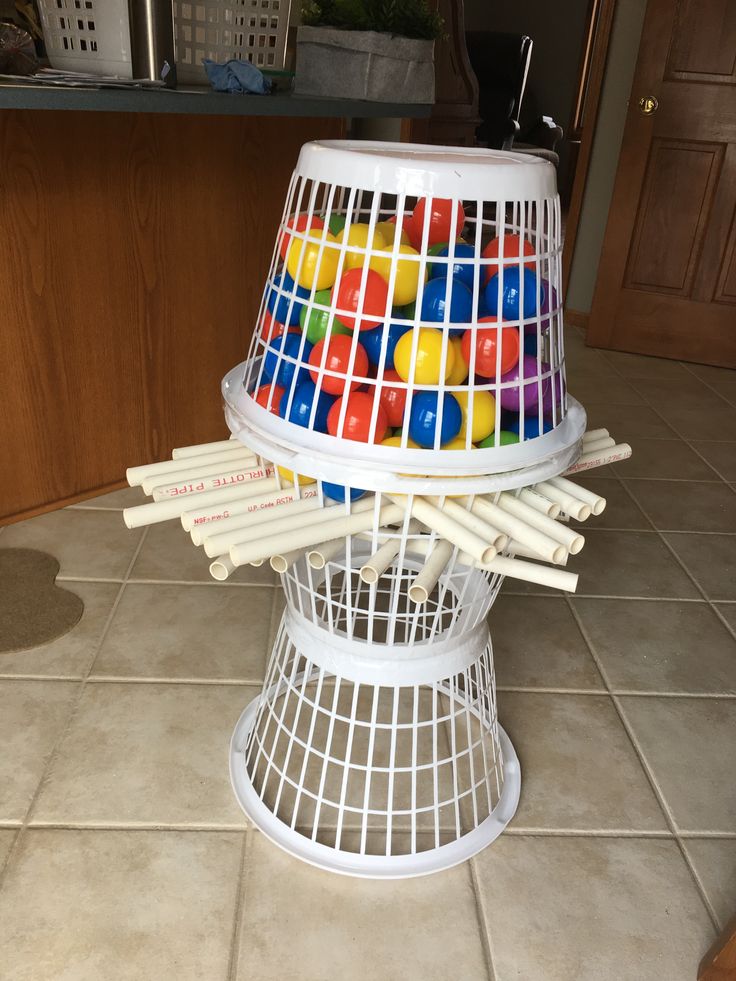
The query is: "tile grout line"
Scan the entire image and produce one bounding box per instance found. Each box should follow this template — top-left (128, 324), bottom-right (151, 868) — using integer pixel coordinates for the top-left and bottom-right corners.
top-left (565, 594), bottom-right (721, 933)
top-left (0, 525), bottom-right (150, 894)
top-left (467, 856), bottom-right (497, 981)
top-left (226, 829), bottom-right (251, 981)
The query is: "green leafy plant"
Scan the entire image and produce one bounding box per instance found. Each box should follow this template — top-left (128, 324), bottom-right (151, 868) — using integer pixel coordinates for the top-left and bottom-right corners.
top-left (301, 0), bottom-right (443, 41)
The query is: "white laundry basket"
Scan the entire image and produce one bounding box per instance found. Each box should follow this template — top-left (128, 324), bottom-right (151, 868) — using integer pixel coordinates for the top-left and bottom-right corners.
top-left (221, 140), bottom-right (585, 877)
top-left (37, 0), bottom-right (291, 80)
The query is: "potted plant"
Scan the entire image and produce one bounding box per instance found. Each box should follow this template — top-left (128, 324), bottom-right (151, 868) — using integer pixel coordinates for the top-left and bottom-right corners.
top-left (295, 0), bottom-right (441, 104)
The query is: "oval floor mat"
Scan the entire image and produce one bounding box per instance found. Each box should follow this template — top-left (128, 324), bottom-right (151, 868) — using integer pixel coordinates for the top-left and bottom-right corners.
top-left (0, 548), bottom-right (84, 653)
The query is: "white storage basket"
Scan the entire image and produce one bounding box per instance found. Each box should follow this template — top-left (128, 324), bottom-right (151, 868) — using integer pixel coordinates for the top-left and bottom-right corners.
top-left (38, 0), bottom-right (291, 80)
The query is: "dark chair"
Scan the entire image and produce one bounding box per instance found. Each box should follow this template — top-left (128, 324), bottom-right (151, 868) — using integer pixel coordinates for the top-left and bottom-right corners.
top-left (465, 31), bottom-right (533, 151)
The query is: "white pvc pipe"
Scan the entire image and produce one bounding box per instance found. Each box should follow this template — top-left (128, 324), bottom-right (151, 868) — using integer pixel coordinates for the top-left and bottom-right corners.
top-left (508, 540), bottom-right (568, 566)
top-left (140, 453), bottom-right (256, 495)
top-left (205, 495), bottom-right (376, 558)
top-left (126, 446), bottom-right (249, 487)
top-left (581, 436), bottom-right (616, 455)
top-left (307, 538), bottom-right (346, 569)
top-left (534, 481), bottom-right (591, 521)
top-left (548, 476), bottom-right (607, 516)
top-left (182, 478), bottom-right (283, 532)
top-left (360, 537), bottom-right (404, 584)
top-left (478, 554), bottom-right (578, 592)
top-left (209, 554), bottom-right (236, 581)
top-left (230, 503), bottom-right (405, 567)
top-left (518, 487), bottom-right (560, 518)
top-left (270, 549), bottom-right (307, 574)
top-left (426, 495), bottom-right (504, 552)
top-left (123, 482), bottom-right (274, 530)
top-left (496, 493), bottom-right (585, 555)
top-left (391, 496), bottom-right (495, 565)
top-left (465, 496), bottom-right (568, 565)
top-left (582, 428), bottom-right (610, 444)
top-left (172, 438), bottom-right (239, 460)
top-left (150, 463), bottom-right (274, 501)
top-left (409, 540), bottom-right (455, 604)
top-left (190, 492), bottom-right (321, 545)
top-left (564, 443), bottom-right (632, 474)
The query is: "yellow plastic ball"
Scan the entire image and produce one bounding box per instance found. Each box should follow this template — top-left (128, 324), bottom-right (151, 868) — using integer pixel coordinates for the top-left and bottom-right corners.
top-left (454, 390), bottom-right (497, 443)
top-left (337, 222), bottom-right (386, 269)
top-left (286, 231), bottom-right (340, 290)
top-left (394, 328), bottom-right (455, 385)
top-left (369, 244), bottom-right (423, 306)
top-left (446, 337), bottom-right (469, 384)
top-left (277, 466), bottom-right (316, 486)
top-left (382, 435), bottom-right (420, 448)
top-left (374, 220), bottom-right (411, 247)
top-left (442, 437), bottom-right (471, 449)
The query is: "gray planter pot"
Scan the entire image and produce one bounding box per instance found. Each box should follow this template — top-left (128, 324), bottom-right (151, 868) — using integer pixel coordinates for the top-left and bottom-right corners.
top-left (295, 25), bottom-right (434, 104)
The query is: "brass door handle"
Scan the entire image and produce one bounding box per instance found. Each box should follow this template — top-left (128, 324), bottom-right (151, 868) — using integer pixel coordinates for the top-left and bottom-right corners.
top-left (638, 95), bottom-right (658, 115)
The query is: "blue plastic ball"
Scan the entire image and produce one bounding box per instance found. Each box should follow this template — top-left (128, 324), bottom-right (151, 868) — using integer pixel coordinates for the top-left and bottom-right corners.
top-left (408, 391), bottom-right (462, 448)
top-left (485, 267), bottom-right (544, 322)
top-left (420, 276), bottom-right (473, 336)
top-left (262, 332), bottom-right (312, 389)
top-left (266, 269), bottom-right (311, 326)
top-left (361, 322), bottom-right (411, 369)
top-left (279, 380), bottom-right (335, 433)
top-left (523, 332), bottom-right (539, 356)
top-left (428, 243), bottom-right (476, 290)
top-left (508, 414), bottom-right (554, 440)
top-left (321, 481), bottom-right (367, 503)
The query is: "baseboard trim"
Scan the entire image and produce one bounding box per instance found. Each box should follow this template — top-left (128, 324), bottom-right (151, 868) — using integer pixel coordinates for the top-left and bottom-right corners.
top-left (564, 308), bottom-right (590, 330)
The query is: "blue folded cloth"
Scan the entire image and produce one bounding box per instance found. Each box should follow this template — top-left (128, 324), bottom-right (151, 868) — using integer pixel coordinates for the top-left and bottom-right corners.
top-left (203, 59), bottom-right (272, 95)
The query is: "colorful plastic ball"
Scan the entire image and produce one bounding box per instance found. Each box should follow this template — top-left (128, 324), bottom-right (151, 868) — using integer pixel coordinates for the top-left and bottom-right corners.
top-left (461, 317), bottom-right (520, 378)
top-left (374, 220), bottom-right (410, 247)
top-left (499, 355), bottom-right (550, 412)
top-left (260, 311), bottom-right (292, 343)
top-left (360, 321), bottom-right (411, 369)
top-left (482, 233), bottom-right (535, 279)
top-left (478, 430), bottom-right (519, 448)
top-left (308, 335), bottom-right (369, 395)
top-left (420, 276), bottom-right (473, 334)
top-left (541, 362), bottom-right (566, 415)
top-left (337, 222), bottom-right (386, 270)
top-left (523, 332), bottom-right (539, 356)
top-left (378, 369), bottom-right (408, 428)
top-left (381, 434), bottom-right (419, 448)
top-left (428, 242), bottom-right (477, 291)
top-left (321, 481), bottom-right (367, 503)
top-left (326, 213), bottom-right (346, 237)
top-left (332, 267), bottom-right (390, 332)
top-left (266, 270), bottom-right (310, 326)
top-left (279, 213), bottom-right (325, 262)
top-left (299, 289), bottom-right (351, 345)
top-left (254, 383), bottom-right (285, 415)
top-left (410, 197), bottom-right (465, 248)
top-left (536, 280), bottom-right (558, 334)
top-left (279, 379), bottom-right (335, 432)
top-left (277, 466), bottom-right (316, 486)
top-left (394, 327), bottom-right (456, 385)
top-left (327, 391), bottom-right (388, 443)
top-left (442, 437), bottom-right (470, 449)
top-left (486, 267), bottom-right (544, 322)
top-left (262, 332), bottom-right (312, 389)
top-left (370, 244), bottom-right (423, 306)
top-left (454, 390), bottom-right (497, 443)
top-left (446, 336), bottom-right (469, 384)
top-left (408, 391), bottom-right (462, 448)
top-left (508, 416), bottom-right (554, 440)
top-left (287, 230), bottom-right (340, 291)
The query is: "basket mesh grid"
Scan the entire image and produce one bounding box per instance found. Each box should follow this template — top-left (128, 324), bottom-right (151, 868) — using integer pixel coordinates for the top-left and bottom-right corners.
top-left (243, 616), bottom-right (504, 856)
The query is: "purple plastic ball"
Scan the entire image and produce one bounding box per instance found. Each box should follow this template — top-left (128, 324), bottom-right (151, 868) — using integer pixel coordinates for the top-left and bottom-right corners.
top-left (542, 362), bottom-right (566, 415)
top-left (527, 280), bottom-right (558, 335)
top-left (499, 355), bottom-right (551, 412)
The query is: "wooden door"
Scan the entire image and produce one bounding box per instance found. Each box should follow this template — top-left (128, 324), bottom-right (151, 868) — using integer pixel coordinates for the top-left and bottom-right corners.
top-left (586, 0), bottom-right (736, 367)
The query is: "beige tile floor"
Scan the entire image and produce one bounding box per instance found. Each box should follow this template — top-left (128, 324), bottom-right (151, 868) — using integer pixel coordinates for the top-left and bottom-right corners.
top-left (0, 329), bottom-right (735, 980)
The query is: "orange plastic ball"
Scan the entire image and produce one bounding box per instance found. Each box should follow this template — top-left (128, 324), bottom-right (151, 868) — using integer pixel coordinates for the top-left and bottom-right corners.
top-left (327, 391), bottom-right (388, 443)
top-left (482, 234), bottom-right (535, 282)
top-left (254, 383), bottom-right (285, 415)
top-left (308, 335), bottom-right (369, 396)
top-left (378, 369), bottom-right (408, 428)
top-left (461, 316), bottom-right (520, 378)
top-left (410, 197), bottom-right (466, 248)
top-left (332, 267), bottom-right (390, 332)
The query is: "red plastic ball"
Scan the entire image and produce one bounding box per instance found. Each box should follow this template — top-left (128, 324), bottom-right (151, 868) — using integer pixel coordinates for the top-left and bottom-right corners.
top-left (482, 234), bottom-right (535, 282)
top-left (410, 197), bottom-right (466, 248)
top-left (378, 369), bottom-right (408, 428)
top-left (327, 391), bottom-right (388, 443)
top-left (332, 268), bottom-right (390, 332)
top-left (254, 383), bottom-right (285, 415)
top-left (461, 316), bottom-right (520, 378)
top-left (260, 311), bottom-right (294, 343)
top-left (308, 335), bottom-right (369, 396)
top-left (279, 213), bottom-right (325, 262)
